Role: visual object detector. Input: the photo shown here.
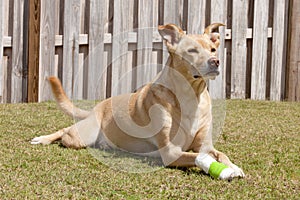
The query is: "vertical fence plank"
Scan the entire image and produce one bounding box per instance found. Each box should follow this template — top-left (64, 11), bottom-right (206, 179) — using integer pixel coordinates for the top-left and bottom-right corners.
top-left (287, 0), bottom-right (300, 101)
top-left (136, 0), bottom-right (154, 88)
top-left (209, 0), bottom-right (227, 99)
top-left (28, 0), bottom-right (40, 102)
top-left (163, 0), bottom-right (183, 25)
top-left (11, 0), bottom-right (25, 103)
top-left (2, 56), bottom-right (9, 103)
top-left (39, 0), bottom-right (56, 102)
top-left (87, 0), bottom-right (107, 100)
top-left (162, 0), bottom-right (184, 66)
top-left (251, 0), bottom-right (269, 100)
top-left (231, 0), bottom-right (248, 99)
top-left (153, 0), bottom-right (159, 26)
top-left (111, 0), bottom-right (130, 96)
top-left (187, 0), bottom-right (206, 34)
top-left (270, 0), bottom-right (286, 101)
top-left (0, 0), bottom-right (4, 102)
top-left (63, 0), bottom-right (81, 99)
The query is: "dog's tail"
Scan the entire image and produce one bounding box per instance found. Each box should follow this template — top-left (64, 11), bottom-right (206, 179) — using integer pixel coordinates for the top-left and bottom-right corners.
top-left (48, 76), bottom-right (90, 120)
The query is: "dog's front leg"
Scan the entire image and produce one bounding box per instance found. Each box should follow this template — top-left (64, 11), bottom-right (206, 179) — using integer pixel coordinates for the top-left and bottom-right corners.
top-left (159, 144), bottom-right (199, 167)
top-left (156, 127), bottom-right (198, 167)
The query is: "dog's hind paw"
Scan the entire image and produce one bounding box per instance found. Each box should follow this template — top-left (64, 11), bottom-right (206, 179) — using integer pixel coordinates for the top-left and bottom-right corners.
top-left (231, 164), bottom-right (245, 178)
top-left (31, 136), bottom-right (52, 145)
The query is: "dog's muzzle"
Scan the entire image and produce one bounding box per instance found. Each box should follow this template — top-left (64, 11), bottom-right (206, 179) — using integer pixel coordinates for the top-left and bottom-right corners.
top-left (205, 57), bottom-right (220, 76)
top-left (208, 57), bottom-right (220, 69)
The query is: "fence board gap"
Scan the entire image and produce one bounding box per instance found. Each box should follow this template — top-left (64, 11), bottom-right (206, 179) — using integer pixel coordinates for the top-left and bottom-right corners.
top-left (266, 38), bottom-right (273, 100)
top-left (225, 41), bottom-right (232, 99)
top-left (246, 39), bottom-right (253, 98)
top-left (105, 44), bottom-right (112, 98)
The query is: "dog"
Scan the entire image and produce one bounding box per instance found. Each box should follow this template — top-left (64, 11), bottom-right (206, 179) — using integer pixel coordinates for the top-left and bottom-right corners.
top-left (31, 23), bottom-right (245, 179)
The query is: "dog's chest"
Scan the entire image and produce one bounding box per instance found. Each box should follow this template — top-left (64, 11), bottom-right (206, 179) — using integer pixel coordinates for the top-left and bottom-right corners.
top-left (179, 91), bottom-right (211, 139)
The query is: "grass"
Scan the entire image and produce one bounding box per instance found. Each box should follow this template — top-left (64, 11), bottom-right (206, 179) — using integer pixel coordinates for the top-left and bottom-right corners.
top-left (0, 100), bottom-right (299, 199)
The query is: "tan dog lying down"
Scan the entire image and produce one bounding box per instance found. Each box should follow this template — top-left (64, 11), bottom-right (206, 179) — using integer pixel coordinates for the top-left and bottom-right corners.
top-left (31, 24), bottom-right (244, 179)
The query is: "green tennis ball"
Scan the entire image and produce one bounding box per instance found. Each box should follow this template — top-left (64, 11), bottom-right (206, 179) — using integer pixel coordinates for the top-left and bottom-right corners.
top-left (208, 162), bottom-right (229, 179)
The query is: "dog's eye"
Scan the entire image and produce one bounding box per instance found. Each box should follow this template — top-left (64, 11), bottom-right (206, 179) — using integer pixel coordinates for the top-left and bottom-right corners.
top-left (187, 48), bottom-right (199, 53)
top-left (211, 48), bottom-right (217, 52)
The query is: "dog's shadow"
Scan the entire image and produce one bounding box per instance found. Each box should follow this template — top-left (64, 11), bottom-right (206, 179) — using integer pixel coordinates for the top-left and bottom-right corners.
top-left (86, 147), bottom-right (165, 173)
top-left (58, 143), bottom-right (208, 175)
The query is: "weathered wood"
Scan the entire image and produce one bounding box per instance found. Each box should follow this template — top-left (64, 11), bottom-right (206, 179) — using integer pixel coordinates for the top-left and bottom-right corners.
top-left (111, 0), bottom-right (130, 96)
top-left (162, 0), bottom-right (184, 66)
top-left (11, 0), bottom-right (25, 103)
top-left (136, 0), bottom-right (154, 89)
top-left (187, 0), bottom-right (206, 34)
top-left (0, 0), bottom-right (4, 102)
top-left (27, 0), bottom-right (40, 102)
top-left (79, 0), bottom-right (86, 34)
top-left (39, 0), bottom-right (56, 102)
top-left (153, 0), bottom-right (159, 26)
top-left (209, 0), bottom-right (227, 99)
top-left (287, 0), bottom-right (300, 101)
top-left (231, 0), bottom-right (248, 99)
top-left (251, 0), bottom-right (269, 100)
top-left (62, 0), bottom-right (81, 99)
top-left (270, 0), bottom-right (286, 101)
top-left (0, 0), bottom-right (294, 102)
top-left (87, 0), bottom-right (107, 100)
top-left (2, 56), bottom-right (9, 103)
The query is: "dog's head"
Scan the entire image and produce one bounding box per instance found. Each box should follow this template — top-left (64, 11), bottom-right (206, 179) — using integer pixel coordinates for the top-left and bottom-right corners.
top-left (158, 23), bottom-right (224, 80)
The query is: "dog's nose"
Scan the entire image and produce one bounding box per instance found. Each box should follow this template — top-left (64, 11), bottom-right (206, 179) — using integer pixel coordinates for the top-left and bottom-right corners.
top-left (208, 57), bottom-right (220, 68)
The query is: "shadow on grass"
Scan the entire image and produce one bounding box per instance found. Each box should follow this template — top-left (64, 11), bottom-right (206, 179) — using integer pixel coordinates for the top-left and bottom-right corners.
top-left (87, 147), bottom-right (165, 173)
top-left (56, 142), bottom-right (209, 176)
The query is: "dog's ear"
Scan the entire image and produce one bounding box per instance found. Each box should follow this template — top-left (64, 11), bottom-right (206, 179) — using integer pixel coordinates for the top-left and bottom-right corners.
top-left (204, 23), bottom-right (225, 48)
top-left (158, 24), bottom-right (184, 48)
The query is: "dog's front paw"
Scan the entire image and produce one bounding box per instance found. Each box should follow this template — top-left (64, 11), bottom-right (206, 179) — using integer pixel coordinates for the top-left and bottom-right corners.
top-left (231, 164), bottom-right (245, 178)
top-left (31, 136), bottom-right (52, 145)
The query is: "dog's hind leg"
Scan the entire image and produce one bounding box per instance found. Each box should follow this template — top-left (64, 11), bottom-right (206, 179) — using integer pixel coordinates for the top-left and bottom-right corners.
top-left (31, 125), bottom-right (87, 149)
top-left (60, 125), bottom-right (88, 149)
top-left (31, 127), bottom-right (70, 145)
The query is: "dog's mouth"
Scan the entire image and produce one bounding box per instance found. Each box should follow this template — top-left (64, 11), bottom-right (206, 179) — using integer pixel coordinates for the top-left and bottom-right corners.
top-left (205, 71), bottom-right (220, 76)
top-left (193, 71), bottom-right (219, 79)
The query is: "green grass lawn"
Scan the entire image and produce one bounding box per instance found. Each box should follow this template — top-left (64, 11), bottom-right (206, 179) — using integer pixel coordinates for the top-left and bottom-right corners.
top-left (0, 100), bottom-right (299, 199)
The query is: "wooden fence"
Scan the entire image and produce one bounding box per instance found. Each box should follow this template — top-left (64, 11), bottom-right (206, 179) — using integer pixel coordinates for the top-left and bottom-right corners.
top-left (0, 0), bottom-right (298, 103)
